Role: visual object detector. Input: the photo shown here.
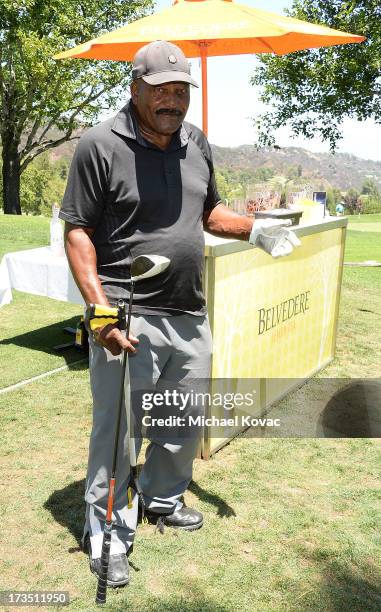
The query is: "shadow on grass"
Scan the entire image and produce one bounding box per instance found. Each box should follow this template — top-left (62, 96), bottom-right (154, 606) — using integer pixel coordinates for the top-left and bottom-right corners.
top-left (44, 477), bottom-right (235, 555)
top-left (0, 316), bottom-right (88, 367)
top-left (189, 480), bottom-right (236, 518)
top-left (317, 380), bottom-right (381, 438)
top-left (299, 547), bottom-right (381, 611)
top-left (109, 557), bottom-right (381, 612)
top-left (44, 478), bottom-right (86, 551)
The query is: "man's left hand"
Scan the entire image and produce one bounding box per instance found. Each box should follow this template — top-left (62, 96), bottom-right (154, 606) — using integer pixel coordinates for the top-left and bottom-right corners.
top-left (249, 219), bottom-right (301, 258)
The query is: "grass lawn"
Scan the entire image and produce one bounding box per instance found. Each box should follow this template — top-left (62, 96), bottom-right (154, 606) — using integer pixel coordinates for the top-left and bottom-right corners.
top-left (0, 215), bottom-right (84, 387)
top-left (346, 213), bottom-right (381, 227)
top-left (1, 377), bottom-right (380, 611)
top-left (0, 291), bottom-right (84, 389)
top-left (0, 214), bottom-right (50, 260)
top-left (0, 214), bottom-right (380, 611)
top-left (0, 291), bottom-right (84, 388)
top-left (345, 213), bottom-right (381, 264)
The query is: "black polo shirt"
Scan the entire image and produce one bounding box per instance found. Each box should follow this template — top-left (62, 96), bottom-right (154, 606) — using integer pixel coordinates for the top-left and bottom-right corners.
top-left (60, 100), bottom-right (221, 315)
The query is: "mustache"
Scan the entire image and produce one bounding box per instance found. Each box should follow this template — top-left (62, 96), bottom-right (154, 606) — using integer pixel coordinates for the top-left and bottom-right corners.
top-left (155, 108), bottom-right (182, 116)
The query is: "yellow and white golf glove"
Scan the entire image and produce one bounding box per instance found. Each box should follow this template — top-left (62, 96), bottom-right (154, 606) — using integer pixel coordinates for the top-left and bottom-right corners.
top-left (249, 219), bottom-right (301, 258)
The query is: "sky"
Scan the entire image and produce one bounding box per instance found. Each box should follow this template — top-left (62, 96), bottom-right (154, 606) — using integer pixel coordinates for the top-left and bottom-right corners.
top-left (149, 0), bottom-right (381, 161)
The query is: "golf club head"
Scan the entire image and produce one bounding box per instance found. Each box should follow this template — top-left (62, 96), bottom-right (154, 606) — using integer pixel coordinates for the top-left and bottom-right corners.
top-left (130, 254), bottom-right (170, 282)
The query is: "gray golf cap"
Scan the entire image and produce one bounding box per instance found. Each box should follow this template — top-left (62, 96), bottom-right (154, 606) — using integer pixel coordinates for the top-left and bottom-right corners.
top-left (132, 40), bottom-right (199, 87)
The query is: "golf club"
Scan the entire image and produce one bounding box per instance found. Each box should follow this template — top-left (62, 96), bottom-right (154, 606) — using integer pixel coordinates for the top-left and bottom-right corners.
top-left (95, 254), bottom-right (170, 605)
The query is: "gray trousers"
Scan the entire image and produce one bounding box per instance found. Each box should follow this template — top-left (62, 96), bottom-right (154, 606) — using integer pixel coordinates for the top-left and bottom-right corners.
top-left (83, 313), bottom-right (212, 558)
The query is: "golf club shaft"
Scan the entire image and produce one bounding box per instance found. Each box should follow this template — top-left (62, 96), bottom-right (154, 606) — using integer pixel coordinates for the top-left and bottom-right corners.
top-left (95, 301), bottom-right (128, 605)
top-left (125, 283), bottom-right (140, 479)
top-left (126, 280), bottom-right (134, 341)
top-left (124, 284), bottom-right (136, 470)
top-left (93, 258), bottom-right (169, 603)
top-left (123, 282), bottom-right (145, 514)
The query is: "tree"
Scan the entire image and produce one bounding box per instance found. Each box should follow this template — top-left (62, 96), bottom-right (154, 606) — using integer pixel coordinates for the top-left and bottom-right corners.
top-left (326, 186), bottom-right (342, 214)
top-left (359, 177), bottom-right (381, 213)
top-left (251, 0), bottom-right (380, 151)
top-left (0, 0), bottom-right (153, 214)
top-left (344, 187), bottom-right (361, 214)
top-left (286, 165), bottom-right (299, 180)
top-left (215, 170), bottom-right (229, 202)
top-left (361, 177), bottom-right (380, 198)
top-left (254, 167), bottom-right (275, 182)
top-left (20, 152), bottom-right (68, 215)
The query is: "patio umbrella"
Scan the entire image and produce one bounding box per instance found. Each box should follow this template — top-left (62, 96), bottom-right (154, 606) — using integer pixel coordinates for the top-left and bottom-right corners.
top-left (54, 0), bottom-right (365, 135)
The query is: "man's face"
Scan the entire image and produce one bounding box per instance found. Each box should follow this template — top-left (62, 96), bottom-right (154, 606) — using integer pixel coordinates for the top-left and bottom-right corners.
top-left (131, 79), bottom-right (190, 136)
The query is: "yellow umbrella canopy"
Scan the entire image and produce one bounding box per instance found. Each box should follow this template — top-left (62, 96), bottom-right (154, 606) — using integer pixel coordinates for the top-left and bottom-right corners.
top-left (54, 0), bottom-right (365, 134)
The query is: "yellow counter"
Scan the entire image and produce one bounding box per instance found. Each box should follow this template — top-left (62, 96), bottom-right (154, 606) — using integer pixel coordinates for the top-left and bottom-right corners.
top-left (202, 217), bottom-right (347, 458)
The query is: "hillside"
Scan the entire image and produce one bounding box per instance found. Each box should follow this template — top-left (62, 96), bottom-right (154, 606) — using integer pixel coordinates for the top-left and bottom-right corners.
top-left (211, 145), bottom-right (381, 191)
top-left (49, 133), bottom-right (381, 191)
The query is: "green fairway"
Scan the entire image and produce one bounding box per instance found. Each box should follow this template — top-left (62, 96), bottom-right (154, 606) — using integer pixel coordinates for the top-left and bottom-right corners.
top-left (0, 213), bottom-right (380, 611)
top-left (348, 223), bottom-right (381, 233)
top-left (344, 230), bottom-right (381, 264)
top-left (345, 213), bottom-right (381, 264)
top-left (0, 214), bottom-right (50, 260)
top-left (347, 213), bottom-right (381, 226)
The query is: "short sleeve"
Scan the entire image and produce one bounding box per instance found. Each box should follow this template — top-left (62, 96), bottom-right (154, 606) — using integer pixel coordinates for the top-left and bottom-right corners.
top-left (204, 159), bottom-right (222, 212)
top-left (59, 130), bottom-right (110, 227)
top-left (201, 136), bottom-right (221, 212)
top-left (186, 123), bottom-right (222, 213)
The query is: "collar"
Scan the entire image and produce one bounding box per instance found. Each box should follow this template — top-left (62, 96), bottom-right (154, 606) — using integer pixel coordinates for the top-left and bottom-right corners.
top-left (111, 99), bottom-right (189, 150)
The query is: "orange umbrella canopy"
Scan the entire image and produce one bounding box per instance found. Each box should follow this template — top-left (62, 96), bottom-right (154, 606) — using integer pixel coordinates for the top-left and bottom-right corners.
top-left (54, 0), bottom-right (364, 60)
top-left (54, 0), bottom-right (365, 134)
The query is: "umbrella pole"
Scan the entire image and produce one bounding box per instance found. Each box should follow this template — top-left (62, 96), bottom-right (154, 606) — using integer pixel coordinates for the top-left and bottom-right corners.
top-left (199, 42), bottom-right (208, 137)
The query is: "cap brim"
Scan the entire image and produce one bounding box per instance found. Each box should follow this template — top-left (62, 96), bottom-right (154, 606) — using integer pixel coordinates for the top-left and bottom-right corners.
top-left (142, 71), bottom-right (198, 88)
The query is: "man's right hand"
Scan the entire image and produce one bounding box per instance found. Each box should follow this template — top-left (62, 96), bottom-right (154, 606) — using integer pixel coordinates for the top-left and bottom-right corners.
top-left (63, 224), bottom-right (140, 356)
top-left (93, 323), bottom-right (139, 356)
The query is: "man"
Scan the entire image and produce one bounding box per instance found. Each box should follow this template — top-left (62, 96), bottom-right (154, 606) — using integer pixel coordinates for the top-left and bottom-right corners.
top-left (60, 40), bottom-right (299, 587)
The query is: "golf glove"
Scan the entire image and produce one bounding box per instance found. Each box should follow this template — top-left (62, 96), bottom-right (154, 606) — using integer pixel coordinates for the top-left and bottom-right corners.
top-left (249, 219), bottom-right (301, 258)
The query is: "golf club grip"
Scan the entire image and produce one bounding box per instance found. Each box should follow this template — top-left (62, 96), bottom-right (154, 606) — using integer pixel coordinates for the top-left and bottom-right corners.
top-left (95, 523), bottom-right (112, 604)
